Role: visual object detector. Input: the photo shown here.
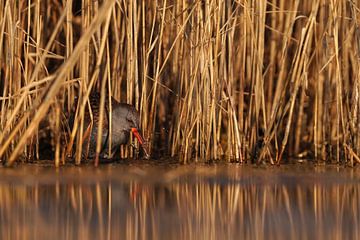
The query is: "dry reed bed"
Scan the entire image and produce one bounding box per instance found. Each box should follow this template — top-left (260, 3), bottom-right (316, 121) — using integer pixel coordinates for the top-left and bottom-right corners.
top-left (0, 0), bottom-right (359, 165)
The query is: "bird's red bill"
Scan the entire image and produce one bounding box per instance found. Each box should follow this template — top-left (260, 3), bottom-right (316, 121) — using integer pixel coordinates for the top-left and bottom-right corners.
top-left (131, 128), bottom-right (144, 145)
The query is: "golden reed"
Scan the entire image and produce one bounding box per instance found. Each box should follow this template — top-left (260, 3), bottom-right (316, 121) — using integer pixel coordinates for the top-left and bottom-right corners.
top-left (0, 0), bottom-right (359, 165)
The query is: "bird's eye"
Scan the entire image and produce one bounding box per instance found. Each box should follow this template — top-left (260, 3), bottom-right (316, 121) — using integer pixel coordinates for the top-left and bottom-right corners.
top-left (126, 118), bottom-right (135, 127)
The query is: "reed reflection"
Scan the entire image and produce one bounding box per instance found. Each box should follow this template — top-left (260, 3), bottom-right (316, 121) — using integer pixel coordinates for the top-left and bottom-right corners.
top-left (0, 167), bottom-right (359, 240)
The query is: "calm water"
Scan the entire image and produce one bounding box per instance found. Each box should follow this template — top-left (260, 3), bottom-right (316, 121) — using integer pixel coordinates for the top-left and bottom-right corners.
top-left (0, 161), bottom-right (359, 240)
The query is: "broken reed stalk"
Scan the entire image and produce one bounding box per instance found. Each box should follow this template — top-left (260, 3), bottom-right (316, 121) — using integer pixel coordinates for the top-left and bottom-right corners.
top-left (0, 0), bottom-right (359, 165)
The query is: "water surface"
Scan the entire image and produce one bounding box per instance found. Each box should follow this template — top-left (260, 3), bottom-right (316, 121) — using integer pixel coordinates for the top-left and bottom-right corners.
top-left (0, 161), bottom-right (359, 240)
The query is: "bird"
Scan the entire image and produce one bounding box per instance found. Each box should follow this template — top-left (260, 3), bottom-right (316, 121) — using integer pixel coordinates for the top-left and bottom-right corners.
top-left (72, 92), bottom-right (149, 159)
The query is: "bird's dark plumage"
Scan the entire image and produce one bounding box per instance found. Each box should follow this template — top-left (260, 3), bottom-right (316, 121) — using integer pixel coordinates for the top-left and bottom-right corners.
top-left (74, 92), bottom-right (148, 159)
